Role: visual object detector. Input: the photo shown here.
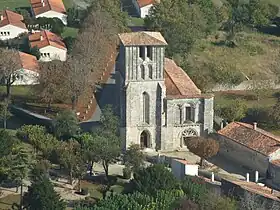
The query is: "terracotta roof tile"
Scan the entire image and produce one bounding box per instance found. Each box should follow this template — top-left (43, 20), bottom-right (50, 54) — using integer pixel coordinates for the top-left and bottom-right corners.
top-left (164, 58), bottom-right (202, 98)
top-left (18, 52), bottom-right (39, 72)
top-left (0, 10), bottom-right (27, 29)
top-left (174, 159), bottom-right (197, 165)
top-left (29, 30), bottom-right (66, 50)
top-left (30, 0), bottom-right (66, 16)
top-left (137, 0), bottom-right (155, 8)
top-left (218, 122), bottom-right (280, 156)
top-left (118, 31), bottom-right (167, 46)
top-left (224, 178), bottom-right (280, 201)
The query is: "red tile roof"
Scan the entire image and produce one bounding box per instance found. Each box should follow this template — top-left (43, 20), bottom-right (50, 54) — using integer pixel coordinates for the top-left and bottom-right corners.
top-left (30, 0), bottom-right (66, 16)
top-left (224, 178), bottom-right (280, 201)
top-left (0, 10), bottom-right (27, 29)
top-left (218, 122), bottom-right (280, 156)
top-left (137, 0), bottom-right (155, 8)
top-left (164, 58), bottom-right (213, 99)
top-left (174, 159), bottom-right (197, 165)
top-left (18, 52), bottom-right (39, 72)
top-left (29, 30), bottom-right (66, 50)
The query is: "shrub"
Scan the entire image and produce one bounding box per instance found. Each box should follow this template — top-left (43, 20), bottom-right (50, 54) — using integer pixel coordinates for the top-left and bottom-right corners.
top-left (123, 167), bottom-right (132, 179)
top-left (181, 176), bottom-right (207, 203)
top-left (80, 188), bottom-right (89, 195)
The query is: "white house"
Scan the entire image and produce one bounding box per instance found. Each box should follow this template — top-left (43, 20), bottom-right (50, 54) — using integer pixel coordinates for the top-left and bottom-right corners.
top-left (30, 0), bottom-right (67, 25)
top-left (171, 159), bottom-right (199, 180)
top-left (132, 0), bottom-right (156, 18)
top-left (0, 10), bottom-right (28, 40)
top-left (28, 30), bottom-right (67, 62)
top-left (13, 52), bottom-right (39, 85)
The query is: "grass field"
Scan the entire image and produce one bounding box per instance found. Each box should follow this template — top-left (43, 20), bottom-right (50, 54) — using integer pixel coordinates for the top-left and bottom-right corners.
top-left (0, 0), bottom-right (73, 11)
top-left (62, 27), bottom-right (79, 38)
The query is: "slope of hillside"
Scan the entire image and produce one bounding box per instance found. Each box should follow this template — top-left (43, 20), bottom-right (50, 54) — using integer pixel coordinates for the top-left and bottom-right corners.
top-left (186, 31), bottom-right (280, 86)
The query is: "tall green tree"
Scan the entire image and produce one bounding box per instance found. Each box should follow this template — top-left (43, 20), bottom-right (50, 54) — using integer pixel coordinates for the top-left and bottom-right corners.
top-left (0, 98), bottom-right (11, 129)
top-left (53, 110), bottom-right (80, 140)
top-left (57, 139), bottom-right (84, 185)
top-left (124, 144), bottom-right (145, 172)
top-left (23, 176), bottom-right (66, 210)
top-left (145, 0), bottom-right (217, 56)
top-left (132, 164), bottom-right (179, 195)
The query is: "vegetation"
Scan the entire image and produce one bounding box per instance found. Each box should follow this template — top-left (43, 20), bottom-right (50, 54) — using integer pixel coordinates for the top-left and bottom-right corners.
top-left (186, 137), bottom-right (219, 165)
top-left (124, 144), bottom-right (145, 172)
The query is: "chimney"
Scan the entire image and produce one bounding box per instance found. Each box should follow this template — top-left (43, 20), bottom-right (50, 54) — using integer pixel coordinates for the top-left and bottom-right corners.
top-left (0, 15), bottom-right (3, 21)
top-left (40, 35), bottom-right (43, 41)
top-left (246, 173), bottom-right (250, 182)
top-left (211, 172), bottom-right (214, 182)
top-left (255, 171), bottom-right (259, 183)
top-left (41, 0), bottom-right (45, 6)
top-left (253, 122), bottom-right (257, 130)
top-left (220, 122), bottom-right (223, 130)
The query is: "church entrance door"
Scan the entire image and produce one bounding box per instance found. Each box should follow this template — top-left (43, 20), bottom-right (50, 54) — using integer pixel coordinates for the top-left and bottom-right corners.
top-left (140, 131), bottom-right (149, 149)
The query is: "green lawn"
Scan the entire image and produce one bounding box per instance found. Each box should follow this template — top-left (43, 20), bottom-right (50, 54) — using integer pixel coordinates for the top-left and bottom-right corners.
top-left (0, 0), bottom-right (73, 11)
top-left (0, 85), bottom-right (34, 100)
top-left (0, 0), bottom-right (29, 10)
top-left (62, 27), bottom-right (79, 38)
top-left (0, 194), bottom-right (20, 209)
top-left (128, 17), bottom-right (145, 27)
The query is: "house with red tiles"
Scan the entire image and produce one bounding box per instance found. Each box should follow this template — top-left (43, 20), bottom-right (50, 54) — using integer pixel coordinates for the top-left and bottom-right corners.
top-left (28, 30), bottom-right (67, 62)
top-left (216, 122), bottom-right (280, 175)
top-left (30, 0), bottom-right (67, 25)
top-left (116, 31), bottom-right (214, 151)
top-left (133, 0), bottom-right (158, 18)
top-left (0, 10), bottom-right (28, 40)
top-left (14, 52), bottom-right (39, 85)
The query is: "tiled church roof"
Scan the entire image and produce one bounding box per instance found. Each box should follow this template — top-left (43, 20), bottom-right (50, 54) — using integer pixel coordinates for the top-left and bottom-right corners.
top-left (118, 31), bottom-right (167, 46)
top-left (218, 122), bottom-right (280, 156)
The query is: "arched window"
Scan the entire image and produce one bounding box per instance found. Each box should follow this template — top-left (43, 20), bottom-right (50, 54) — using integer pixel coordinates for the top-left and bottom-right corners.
top-left (148, 65), bottom-right (153, 79)
top-left (140, 65), bottom-right (145, 79)
top-left (140, 130), bottom-right (150, 148)
top-left (143, 92), bottom-right (150, 124)
top-left (181, 129), bottom-right (198, 147)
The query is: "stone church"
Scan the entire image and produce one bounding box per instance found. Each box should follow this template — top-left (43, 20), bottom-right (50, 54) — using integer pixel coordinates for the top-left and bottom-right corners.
top-left (116, 31), bottom-right (214, 151)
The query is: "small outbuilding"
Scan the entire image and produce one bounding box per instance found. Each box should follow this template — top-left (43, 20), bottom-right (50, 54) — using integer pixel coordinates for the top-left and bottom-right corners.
top-left (171, 158), bottom-right (199, 180)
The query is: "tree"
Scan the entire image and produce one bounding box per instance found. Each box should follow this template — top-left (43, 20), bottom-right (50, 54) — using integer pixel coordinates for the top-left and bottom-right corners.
top-left (124, 144), bottom-right (145, 172)
top-left (250, 79), bottom-right (272, 101)
top-left (57, 139), bottom-right (84, 185)
top-left (17, 125), bottom-right (47, 154)
top-left (63, 57), bottom-right (90, 110)
top-left (132, 164), bottom-right (179, 195)
top-left (37, 61), bottom-right (68, 108)
top-left (220, 99), bottom-right (248, 122)
top-left (0, 98), bottom-right (11, 129)
top-left (187, 137), bottom-right (219, 165)
top-left (145, 0), bottom-right (217, 56)
top-left (0, 48), bottom-right (21, 98)
top-left (30, 46), bottom-right (41, 60)
top-left (90, 106), bottom-right (121, 182)
top-left (8, 145), bottom-right (30, 209)
top-left (53, 109), bottom-right (80, 140)
top-left (269, 101), bottom-right (280, 129)
top-left (63, 36), bottom-right (76, 54)
top-left (23, 176), bottom-right (66, 210)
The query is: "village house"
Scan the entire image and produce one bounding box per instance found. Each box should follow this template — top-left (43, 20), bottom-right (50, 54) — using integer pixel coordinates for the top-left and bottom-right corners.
top-left (171, 159), bottom-right (199, 180)
top-left (215, 122), bottom-right (280, 176)
top-left (116, 31), bottom-right (214, 151)
top-left (0, 10), bottom-right (28, 40)
top-left (13, 52), bottom-right (39, 85)
top-left (30, 0), bottom-right (67, 25)
top-left (28, 30), bottom-right (67, 62)
top-left (132, 0), bottom-right (157, 18)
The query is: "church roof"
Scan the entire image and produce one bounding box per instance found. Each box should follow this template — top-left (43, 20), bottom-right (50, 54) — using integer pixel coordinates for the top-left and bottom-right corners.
top-left (118, 31), bottom-right (167, 46)
top-left (164, 58), bottom-right (213, 99)
top-left (218, 122), bottom-right (280, 156)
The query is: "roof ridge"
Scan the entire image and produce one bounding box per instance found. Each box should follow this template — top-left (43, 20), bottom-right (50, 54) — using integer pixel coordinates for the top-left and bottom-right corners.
top-left (43, 30), bottom-right (50, 46)
top-left (236, 122), bottom-right (280, 141)
top-left (142, 31), bottom-right (166, 45)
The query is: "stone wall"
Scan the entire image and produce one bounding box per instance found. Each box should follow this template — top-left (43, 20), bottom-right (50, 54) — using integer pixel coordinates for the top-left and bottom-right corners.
top-left (213, 133), bottom-right (269, 175)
